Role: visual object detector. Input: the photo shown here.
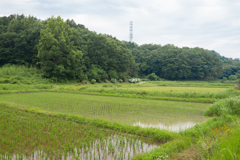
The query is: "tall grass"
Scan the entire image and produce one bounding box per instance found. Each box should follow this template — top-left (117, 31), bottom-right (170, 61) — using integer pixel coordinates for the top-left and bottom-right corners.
top-left (0, 64), bottom-right (50, 85)
top-left (0, 64), bottom-right (39, 77)
top-left (205, 95), bottom-right (240, 116)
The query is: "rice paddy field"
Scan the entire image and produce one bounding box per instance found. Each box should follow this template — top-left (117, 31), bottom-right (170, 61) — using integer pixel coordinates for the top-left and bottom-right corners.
top-left (0, 92), bottom-right (209, 127)
top-left (0, 78), bottom-right (239, 159)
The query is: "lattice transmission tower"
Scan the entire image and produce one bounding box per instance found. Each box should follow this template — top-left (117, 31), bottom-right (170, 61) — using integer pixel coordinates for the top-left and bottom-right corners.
top-left (129, 21), bottom-right (133, 42)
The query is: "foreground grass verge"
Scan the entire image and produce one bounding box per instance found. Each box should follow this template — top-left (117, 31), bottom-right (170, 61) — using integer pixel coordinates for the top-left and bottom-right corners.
top-left (132, 115), bottom-right (238, 159)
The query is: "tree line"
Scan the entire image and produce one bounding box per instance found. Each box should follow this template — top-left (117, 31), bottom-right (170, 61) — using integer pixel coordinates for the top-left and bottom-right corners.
top-left (0, 14), bottom-right (137, 82)
top-left (0, 14), bottom-right (239, 81)
top-left (124, 42), bottom-right (224, 80)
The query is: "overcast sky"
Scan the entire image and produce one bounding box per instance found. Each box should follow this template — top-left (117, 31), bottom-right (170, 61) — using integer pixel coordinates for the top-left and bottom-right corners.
top-left (1, 0), bottom-right (240, 58)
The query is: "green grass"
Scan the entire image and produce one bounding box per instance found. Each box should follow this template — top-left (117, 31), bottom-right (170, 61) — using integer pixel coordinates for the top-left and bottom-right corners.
top-left (58, 86), bottom-right (240, 103)
top-left (0, 64), bottom-right (50, 85)
top-left (141, 80), bottom-right (237, 88)
top-left (0, 92), bottom-right (210, 126)
top-left (210, 121), bottom-right (240, 160)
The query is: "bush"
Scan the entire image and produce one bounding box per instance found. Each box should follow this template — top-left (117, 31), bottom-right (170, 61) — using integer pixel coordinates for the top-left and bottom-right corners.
top-left (118, 79), bottom-right (123, 83)
top-left (3, 78), bottom-right (10, 83)
top-left (90, 79), bottom-right (96, 84)
top-left (2, 86), bottom-right (8, 90)
top-left (96, 78), bottom-right (101, 83)
top-left (81, 80), bottom-right (88, 84)
top-left (111, 78), bottom-right (117, 83)
top-left (102, 84), bottom-right (108, 87)
top-left (105, 79), bottom-right (109, 83)
top-left (118, 72), bottom-right (126, 82)
top-left (229, 75), bottom-right (237, 81)
top-left (147, 73), bottom-right (159, 81)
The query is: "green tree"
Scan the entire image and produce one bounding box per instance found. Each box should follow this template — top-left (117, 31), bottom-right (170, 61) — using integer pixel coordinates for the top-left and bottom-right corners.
top-left (37, 16), bottom-right (83, 80)
top-left (229, 75), bottom-right (237, 81)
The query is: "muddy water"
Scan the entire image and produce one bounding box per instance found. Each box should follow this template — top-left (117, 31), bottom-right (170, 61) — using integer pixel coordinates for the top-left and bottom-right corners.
top-left (133, 121), bottom-right (197, 132)
top-left (2, 135), bottom-right (159, 160)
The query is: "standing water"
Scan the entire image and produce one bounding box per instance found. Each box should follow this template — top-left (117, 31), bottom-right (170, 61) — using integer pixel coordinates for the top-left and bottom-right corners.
top-left (133, 121), bottom-right (197, 132)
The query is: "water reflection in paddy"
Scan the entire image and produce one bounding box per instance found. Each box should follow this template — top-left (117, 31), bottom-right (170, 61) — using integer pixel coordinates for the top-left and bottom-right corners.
top-left (133, 121), bottom-right (197, 132)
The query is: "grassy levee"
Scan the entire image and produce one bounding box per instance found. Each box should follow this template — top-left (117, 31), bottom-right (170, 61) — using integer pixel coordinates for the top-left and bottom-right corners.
top-left (53, 89), bottom-right (215, 103)
top-left (83, 87), bottom-right (239, 99)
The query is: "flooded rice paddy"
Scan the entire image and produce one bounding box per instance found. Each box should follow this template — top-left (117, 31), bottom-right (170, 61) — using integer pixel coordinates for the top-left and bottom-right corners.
top-left (0, 135), bottom-right (159, 160)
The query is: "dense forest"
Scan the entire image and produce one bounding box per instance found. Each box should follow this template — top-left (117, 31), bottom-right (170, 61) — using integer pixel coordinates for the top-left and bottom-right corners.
top-left (0, 14), bottom-right (239, 81)
top-left (124, 42), bottom-right (240, 80)
top-left (0, 14), bottom-right (138, 82)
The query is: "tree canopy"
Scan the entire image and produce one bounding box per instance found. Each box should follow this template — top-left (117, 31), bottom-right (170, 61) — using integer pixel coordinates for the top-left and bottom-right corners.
top-left (0, 14), bottom-right (138, 81)
top-left (124, 42), bottom-right (223, 80)
top-left (0, 14), bottom-right (239, 81)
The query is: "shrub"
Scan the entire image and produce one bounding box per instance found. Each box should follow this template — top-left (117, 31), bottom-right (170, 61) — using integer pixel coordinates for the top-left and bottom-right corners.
top-left (3, 78), bottom-right (10, 83)
top-left (118, 79), bottom-right (123, 83)
top-left (111, 78), bottom-right (117, 83)
top-left (229, 75), bottom-right (237, 81)
top-left (2, 86), bottom-right (8, 90)
top-left (49, 77), bottom-right (58, 83)
top-left (96, 78), bottom-right (101, 83)
top-left (105, 79), bottom-right (109, 83)
top-left (118, 72), bottom-right (126, 82)
top-left (81, 80), bottom-right (88, 84)
top-left (90, 79), bottom-right (96, 84)
top-left (147, 73), bottom-right (159, 81)
top-left (102, 84), bottom-right (108, 87)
